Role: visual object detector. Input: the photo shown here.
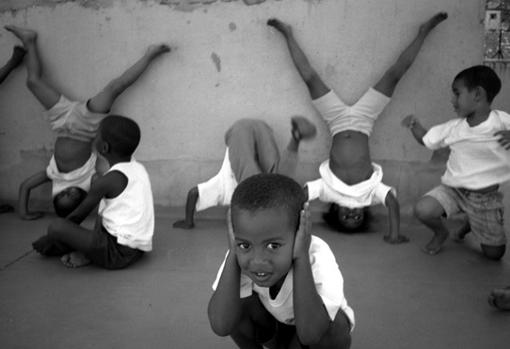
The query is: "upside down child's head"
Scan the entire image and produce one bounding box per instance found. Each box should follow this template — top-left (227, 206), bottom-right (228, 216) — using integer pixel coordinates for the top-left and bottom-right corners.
top-left (323, 204), bottom-right (369, 232)
top-left (230, 173), bottom-right (306, 290)
top-left (451, 65), bottom-right (501, 117)
top-left (53, 186), bottom-right (87, 217)
top-left (95, 115), bottom-right (141, 160)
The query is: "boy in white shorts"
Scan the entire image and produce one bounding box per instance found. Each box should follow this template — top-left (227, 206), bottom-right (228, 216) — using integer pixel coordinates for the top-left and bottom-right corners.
top-left (173, 117), bottom-right (316, 229)
top-left (6, 25), bottom-right (169, 220)
top-left (267, 13), bottom-right (447, 242)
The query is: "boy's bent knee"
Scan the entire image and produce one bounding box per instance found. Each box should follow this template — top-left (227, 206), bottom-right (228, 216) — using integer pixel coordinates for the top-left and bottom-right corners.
top-left (481, 244), bottom-right (506, 260)
top-left (312, 311), bottom-right (352, 349)
top-left (414, 197), bottom-right (442, 222)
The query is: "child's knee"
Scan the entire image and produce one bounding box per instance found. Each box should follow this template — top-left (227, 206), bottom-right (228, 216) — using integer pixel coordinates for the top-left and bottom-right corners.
top-left (47, 217), bottom-right (68, 238)
top-left (413, 198), bottom-right (441, 222)
top-left (316, 311), bottom-right (352, 349)
top-left (481, 244), bottom-right (506, 260)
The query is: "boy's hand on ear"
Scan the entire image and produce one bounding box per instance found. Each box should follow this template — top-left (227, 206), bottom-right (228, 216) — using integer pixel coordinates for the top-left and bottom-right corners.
top-left (495, 130), bottom-right (510, 150)
top-left (226, 208), bottom-right (236, 251)
top-left (293, 202), bottom-right (312, 261)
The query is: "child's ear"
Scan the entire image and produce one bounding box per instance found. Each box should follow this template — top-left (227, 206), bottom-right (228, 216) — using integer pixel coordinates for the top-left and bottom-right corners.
top-left (474, 86), bottom-right (486, 102)
top-left (98, 140), bottom-right (109, 154)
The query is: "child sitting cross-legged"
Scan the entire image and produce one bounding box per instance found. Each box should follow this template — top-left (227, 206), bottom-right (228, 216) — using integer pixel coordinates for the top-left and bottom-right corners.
top-left (32, 115), bottom-right (154, 269)
top-left (208, 173), bottom-right (353, 349)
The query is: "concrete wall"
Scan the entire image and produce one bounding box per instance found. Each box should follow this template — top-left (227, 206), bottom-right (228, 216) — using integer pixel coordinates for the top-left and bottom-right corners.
top-left (1, 0), bottom-right (508, 213)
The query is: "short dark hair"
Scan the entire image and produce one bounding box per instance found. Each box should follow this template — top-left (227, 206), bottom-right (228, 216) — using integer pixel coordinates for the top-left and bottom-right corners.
top-left (53, 187), bottom-right (87, 217)
top-left (100, 115), bottom-right (141, 157)
top-left (454, 65), bottom-right (501, 103)
top-left (322, 203), bottom-right (371, 233)
top-left (230, 173), bottom-right (306, 231)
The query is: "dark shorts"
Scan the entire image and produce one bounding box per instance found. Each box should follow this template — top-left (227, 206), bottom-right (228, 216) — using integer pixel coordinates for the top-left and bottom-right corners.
top-left (86, 226), bottom-right (144, 270)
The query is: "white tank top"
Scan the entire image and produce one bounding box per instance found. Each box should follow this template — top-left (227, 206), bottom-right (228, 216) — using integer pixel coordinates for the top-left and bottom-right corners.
top-left (98, 159), bottom-right (154, 251)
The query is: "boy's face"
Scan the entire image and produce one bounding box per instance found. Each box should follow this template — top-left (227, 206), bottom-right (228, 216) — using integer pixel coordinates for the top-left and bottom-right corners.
top-left (337, 206), bottom-right (365, 230)
top-left (232, 207), bottom-right (295, 289)
top-left (451, 79), bottom-right (477, 117)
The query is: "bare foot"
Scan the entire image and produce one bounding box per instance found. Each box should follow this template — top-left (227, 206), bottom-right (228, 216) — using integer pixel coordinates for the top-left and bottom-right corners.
top-left (488, 286), bottom-right (510, 311)
top-left (61, 252), bottom-right (91, 268)
top-left (383, 234), bottom-right (410, 244)
top-left (422, 231), bottom-right (449, 255)
top-left (453, 220), bottom-right (471, 242)
top-left (419, 12), bottom-right (448, 35)
top-left (173, 219), bottom-right (194, 230)
top-left (10, 46), bottom-right (26, 66)
top-left (146, 44), bottom-right (171, 58)
top-left (267, 18), bottom-right (293, 37)
top-left (291, 116), bottom-right (316, 141)
top-left (4, 25), bottom-right (37, 45)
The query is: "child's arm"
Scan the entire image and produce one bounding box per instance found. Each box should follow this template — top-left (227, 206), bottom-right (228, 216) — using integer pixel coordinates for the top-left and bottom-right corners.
top-left (383, 191), bottom-right (409, 244)
top-left (207, 212), bottom-right (242, 336)
top-left (292, 203), bottom-right (332, 345)
top-left (402, 114), bottom-right (427, 145)
top-left (18, 170), bottom-right (51, 220)
top-left (66, 171), bottom-right (127, 224)
top-left (495, 130), bottom-right (510, 150)
top-left (173, 186), bottom-right (198, 229)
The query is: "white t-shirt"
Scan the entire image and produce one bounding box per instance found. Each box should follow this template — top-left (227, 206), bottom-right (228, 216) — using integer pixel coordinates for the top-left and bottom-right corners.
top-left (98, 159), bottom-right (154, 251)
top-left (306, 161), bottom-right (395, 208)
top-left (423, 110), bottom-right (510, 189)
top-left (212, 236), bottom-right (355, 329)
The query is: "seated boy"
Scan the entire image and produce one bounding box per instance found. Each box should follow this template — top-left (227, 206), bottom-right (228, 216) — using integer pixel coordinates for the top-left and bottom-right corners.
top-left (267, 13), bottom-right (447, 242)
top-left (173, 117), bottom-right (316, 229)
top-left (208, 173), bottom-right (353, 349)
top-left (404, 65), bottom-right (510, 259)
top-left (5, 25), bottom-right (169, 219)
top-left (32, 115), bottom-right (154, 269)
top-left (489, 286), bottom-right (510, 311)
top-left (0, 45), bottom-right (26, 213)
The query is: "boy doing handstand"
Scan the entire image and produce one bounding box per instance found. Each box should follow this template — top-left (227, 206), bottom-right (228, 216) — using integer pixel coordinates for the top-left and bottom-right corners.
top-left (5, 25), bottom-right (168, 219)
top-left (32, 115), bottom-right (154, 269)
top-left (267, 13), bottom-right (447, 242)
top-left (208, 173), bottom-right (353, 348)
top-left (173, 117), bottom-right (316, 229)
top-left (404, 65), bottom-right (510, 259)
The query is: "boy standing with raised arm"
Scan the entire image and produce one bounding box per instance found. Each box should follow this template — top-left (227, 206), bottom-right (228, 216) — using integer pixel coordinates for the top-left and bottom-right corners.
top-left (267, 13), bottom-right (447, 242)
top-left (404, 65), bottom-right (510, 259)
top-left (5, 25), bottom-right (168, 219)
top-left (208, 174), bottom-right (353, 348)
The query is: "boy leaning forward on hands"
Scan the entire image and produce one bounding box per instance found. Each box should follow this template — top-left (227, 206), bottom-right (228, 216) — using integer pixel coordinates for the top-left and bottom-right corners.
top-left (208, 173), bottom-right (353, 349)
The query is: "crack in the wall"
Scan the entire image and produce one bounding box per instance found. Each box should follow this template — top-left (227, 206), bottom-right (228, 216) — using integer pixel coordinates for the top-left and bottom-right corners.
top-left (210, 52), bottom-right (221, 72)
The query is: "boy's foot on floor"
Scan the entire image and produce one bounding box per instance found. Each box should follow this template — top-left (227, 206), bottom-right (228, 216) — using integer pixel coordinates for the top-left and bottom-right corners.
top-left (453, 221), bottom-right (471, 242)
top-left (419, 12), bottom-right (448, 35)
top-left (488, 287), bottom-right (510, 311)
top-left (291, 116), bottom-right (316, 141)
top-left (267, 18), bottom-right (293, 37)
top-left (173, 219), bottom-right (194, 229)
top-left (422, 232), bottom-right (448, 255)
top-left (4, 25), bottom-right (37, 44)
top-left (61, 252), bottom-right (91, 268)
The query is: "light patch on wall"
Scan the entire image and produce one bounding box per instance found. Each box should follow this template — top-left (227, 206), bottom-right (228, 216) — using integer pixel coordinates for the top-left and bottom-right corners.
top-left (211, 52), bottom-right (221, 72)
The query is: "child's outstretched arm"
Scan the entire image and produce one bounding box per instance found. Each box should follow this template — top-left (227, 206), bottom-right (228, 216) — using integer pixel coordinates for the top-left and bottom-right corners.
top-left (383, 191), bottom-right (409, 244)
top-left (292, 203), bottom-right (332, 345)
top-left (402, 114), bottom-right (427, 145)
top-left (66, 171), bottom-right (127, 224)
top-left (18, 170), bottom-right (51, 220)
top-left (173, 186), bottom-right (198, 229)
top-left (208, 211), bottom-right (243, 336)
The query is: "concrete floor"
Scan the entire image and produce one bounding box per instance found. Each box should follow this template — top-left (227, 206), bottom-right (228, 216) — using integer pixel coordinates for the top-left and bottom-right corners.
top-left (1, 208), bottom-right (509, 349)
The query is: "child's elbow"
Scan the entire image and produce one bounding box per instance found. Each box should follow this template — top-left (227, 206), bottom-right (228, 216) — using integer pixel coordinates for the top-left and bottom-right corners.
top-left (209, 321), bottom-right (234, 337)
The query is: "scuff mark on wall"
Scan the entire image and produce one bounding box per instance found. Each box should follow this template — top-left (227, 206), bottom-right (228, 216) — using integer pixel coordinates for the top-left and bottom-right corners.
top-left (229, 22), bottom-right (237, 31)
top-left (211, 52), bottom-right (221, 72)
